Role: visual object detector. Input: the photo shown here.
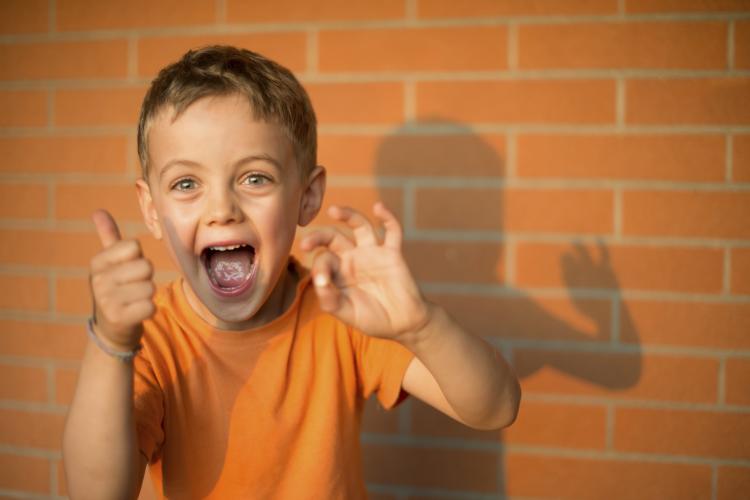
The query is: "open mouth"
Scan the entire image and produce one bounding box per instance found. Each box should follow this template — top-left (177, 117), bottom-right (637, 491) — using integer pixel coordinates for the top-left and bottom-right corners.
top-left (201, 243), bottom-right (257, 297)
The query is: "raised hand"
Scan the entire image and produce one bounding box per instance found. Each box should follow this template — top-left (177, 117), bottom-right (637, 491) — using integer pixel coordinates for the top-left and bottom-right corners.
top-left (89, 209), bottom-right (156, 351)
top-left (299, 202), bottom-right (431, 340)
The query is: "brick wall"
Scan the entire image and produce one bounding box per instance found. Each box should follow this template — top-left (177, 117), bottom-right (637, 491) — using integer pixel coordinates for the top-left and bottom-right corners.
top-left (1, 1), bottom-right (749, 498)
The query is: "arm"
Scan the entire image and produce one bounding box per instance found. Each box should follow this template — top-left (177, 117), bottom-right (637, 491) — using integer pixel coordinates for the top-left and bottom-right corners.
top-left (300, 203), bottom-right (520, 431)
top-left (63, 210), bottom-right (154, 499)
top-left (63, 341), bottom-right (148, 499)
top-left (400, 306), bottom-right (520, 430)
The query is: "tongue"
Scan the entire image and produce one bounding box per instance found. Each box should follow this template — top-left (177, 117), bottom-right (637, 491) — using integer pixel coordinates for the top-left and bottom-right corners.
top-left (207, 248), bottom-right (253, 288)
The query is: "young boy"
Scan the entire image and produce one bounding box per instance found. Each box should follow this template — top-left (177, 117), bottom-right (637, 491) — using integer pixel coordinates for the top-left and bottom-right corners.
top-left (62, 45), bottom-right (520, 499)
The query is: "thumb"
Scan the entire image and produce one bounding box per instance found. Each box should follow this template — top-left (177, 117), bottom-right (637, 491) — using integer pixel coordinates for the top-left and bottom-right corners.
top-left (92, 209), bottom-right (122, 248)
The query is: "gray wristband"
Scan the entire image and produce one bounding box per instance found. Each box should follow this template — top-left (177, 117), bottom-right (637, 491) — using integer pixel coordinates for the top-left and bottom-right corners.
top-left (86, 317), bottom-right (142, 363)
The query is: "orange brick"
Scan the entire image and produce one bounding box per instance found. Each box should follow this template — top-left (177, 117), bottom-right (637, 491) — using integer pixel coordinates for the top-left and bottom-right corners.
top-left (0, 39), bottom-right (127, 80)
top-left (0, 90), bottom-right (47, 127)
top-left (56, 183), bottom-right (142, 222)
top-left (0, 408), bottom-right (65, 450)
top-left (137, 33), bottom-right (307, 77)
top-left (737, 20), bottom-right (750, 69)
top-left (361, 397), bottom-right (399, 434)
top-left (416, 188), bottom-right (613, 234)
top-left (0, 320), bottom-right (86, 360)
top-left (413, 399), bottom-right (607, 450)
top-left (0, 0), bottom-right (48, 35)
top-left (623, 190), bottom-right (750, 239)
top-left (415, 188), bottom-right (506, 233)
top-left (55, 86), bottom-right (146, 126)
top-left (520, 21), bottom-right (726, 70)
top-left (310, 185), bottom-right (403, 227)
top-left (0, 183), bottom-right (48, 218)
top-left (615, 407), bottom-right (750, 459)
top-left (732, 248), bottom-right (750, 294)
top-left (718, 466), bottom-right (750, 500)
top-left (227, 0), bottom-right (404, 22)
top-left (57, 460), bottom-right (66, 496)
top-left (376, 132), bottom-right (506, 177)
top-left (627, 78), bottom-right (750, 125)
top-left (319, 133), bottom-right (506, 178)
top-left (0, 135), bottom-right (128, 174)
top-left (0, 452), bottom-right (50, 494)
top-left (516, 242), bottom-right (724, 293)
top-left (0, 364), bottom-right (48, 403)
top-left (55, 367), bottom-right (79, 406)
top-left (409, 399), bottom-right (497, 442)
top-left (622, 300), bottom-right (750, 350)
top-left (404, 241), bottom-right (505, 284)
top-left (0, 229), bottom-right (99, 267)
top-left (306, 82), bottom-right (404, 125)
top-left (506, 454), bottom-right (711, 500)
top-left (57, 0), bottom-right (214, 31)
top-left (726, 358), bottom-right (750, 406)
top-left (319, 26), bottom-right (507, 72)
top-left (418, 0), bottom-right (618, 18)
top-left (734, 134), bottom-right (750, 182)
top-left (55, 275), bottom-right (90, 316)
top-left (418, 80), bottom-right (616, 124)
top-left (316, 135), bottom-right (384, 177)
top-left (0, 274), bottom-right (49, 312)
top-left (516, 351), bottom-right (718, 403)
top-left (626, 0), bottom-right (750, 13)
top-left (428, 293), bottom-right (609, 340)
top-left (518, 134), bottom-right (725, 182)
top-left (363, 442), bottom-right (497, 492)
top-left (137, 232), bottom-right (179, 273)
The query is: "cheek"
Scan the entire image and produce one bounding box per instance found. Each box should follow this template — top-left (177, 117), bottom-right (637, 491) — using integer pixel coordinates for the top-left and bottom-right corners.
top-left (161, 215), bottom-right (198, 269)
top-left (266, 197), bottom-right (301, 239)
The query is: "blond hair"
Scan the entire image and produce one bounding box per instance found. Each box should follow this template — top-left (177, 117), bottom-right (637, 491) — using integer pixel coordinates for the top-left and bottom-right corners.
top-left (137, 45), bottom-right (316, 178)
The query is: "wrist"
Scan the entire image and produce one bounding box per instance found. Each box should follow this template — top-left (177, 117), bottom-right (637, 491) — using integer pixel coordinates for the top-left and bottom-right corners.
top-left (87, 318), bottom-right (142, 362)
top-left (396, 302), bottom-right (443, 351)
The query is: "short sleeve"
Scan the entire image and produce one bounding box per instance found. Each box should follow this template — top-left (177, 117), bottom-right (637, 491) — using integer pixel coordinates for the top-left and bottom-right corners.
top-left (353, 328), bottom-right (415, 409)
top-left (133, 348), bottom-right (164, 462)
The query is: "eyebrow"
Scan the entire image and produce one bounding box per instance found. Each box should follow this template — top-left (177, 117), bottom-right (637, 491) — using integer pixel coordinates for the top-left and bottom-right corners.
top-left (158, 154), bottom-right (284, 180)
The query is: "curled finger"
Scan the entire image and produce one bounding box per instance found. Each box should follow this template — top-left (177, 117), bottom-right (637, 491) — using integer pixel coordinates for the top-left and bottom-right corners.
top-left (327, 205), bottom-right (379, 247)
top-left (90, 239), bottom-right (144, 274)
top-left (372, 202), bottom-right (402, 249)
top-left (109, 258), bottom-right (154, 285)
top-left (299, 226), bottom-right (355, 253)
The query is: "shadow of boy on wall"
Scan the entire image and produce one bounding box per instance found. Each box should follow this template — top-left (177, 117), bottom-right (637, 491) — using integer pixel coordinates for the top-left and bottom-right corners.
top-left (360, 120), bottom-right (643, 499)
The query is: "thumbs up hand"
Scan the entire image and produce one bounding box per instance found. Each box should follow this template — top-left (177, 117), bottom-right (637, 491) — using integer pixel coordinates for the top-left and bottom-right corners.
top-left (89, 209), bottom-right (156, 351)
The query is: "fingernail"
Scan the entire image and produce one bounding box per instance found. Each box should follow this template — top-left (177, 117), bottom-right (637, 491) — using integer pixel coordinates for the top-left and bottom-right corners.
top-left (314, 274), bottom-right (329, 287)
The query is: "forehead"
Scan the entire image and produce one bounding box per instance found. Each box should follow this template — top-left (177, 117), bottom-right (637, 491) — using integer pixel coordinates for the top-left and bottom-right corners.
top-left (147, 94), bottom-right (295, 178)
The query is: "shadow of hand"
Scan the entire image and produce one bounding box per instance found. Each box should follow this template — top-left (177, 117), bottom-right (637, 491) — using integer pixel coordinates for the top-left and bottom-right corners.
top-left (561, 241), bottom-right (618, 341)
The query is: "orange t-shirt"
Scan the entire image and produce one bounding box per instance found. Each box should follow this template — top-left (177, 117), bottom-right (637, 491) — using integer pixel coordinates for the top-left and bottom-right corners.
top-left (133, 263), bottom-right (414, 499)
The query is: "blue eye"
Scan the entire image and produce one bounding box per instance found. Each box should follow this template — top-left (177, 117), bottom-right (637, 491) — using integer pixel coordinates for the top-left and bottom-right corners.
top-left (243, 174), bottom-right (271, 186)
top-left (172, 178), bottom-right (197, 191)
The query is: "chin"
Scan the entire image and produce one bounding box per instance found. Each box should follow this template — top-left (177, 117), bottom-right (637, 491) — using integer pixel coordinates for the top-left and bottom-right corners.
top-left (202, 289), bottom-right (266, 326)
top-left (211, 308), bottom-right (258, 326)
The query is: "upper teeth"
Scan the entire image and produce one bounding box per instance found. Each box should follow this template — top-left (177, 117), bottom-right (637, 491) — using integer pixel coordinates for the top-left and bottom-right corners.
top-left (210, 244), bottom-right (247, 251)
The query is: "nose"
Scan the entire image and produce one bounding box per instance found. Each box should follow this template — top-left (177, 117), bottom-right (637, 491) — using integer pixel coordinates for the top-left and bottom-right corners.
top-left (204, 188), bottom-right (244, 226)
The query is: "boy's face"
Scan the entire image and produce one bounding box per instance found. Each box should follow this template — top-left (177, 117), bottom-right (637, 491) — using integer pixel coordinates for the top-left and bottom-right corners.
top-left (136, 93), bottom-right (324, 330)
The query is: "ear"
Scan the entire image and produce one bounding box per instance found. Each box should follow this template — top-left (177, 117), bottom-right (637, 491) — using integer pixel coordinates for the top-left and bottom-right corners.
top-left (298, 165), bottom-right (326, 227)
top-left (136, 178), bottom-right (163, 240)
